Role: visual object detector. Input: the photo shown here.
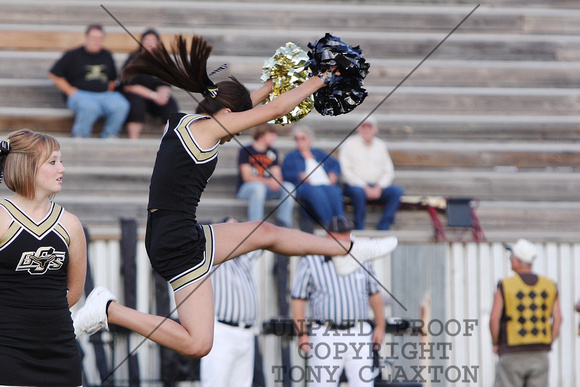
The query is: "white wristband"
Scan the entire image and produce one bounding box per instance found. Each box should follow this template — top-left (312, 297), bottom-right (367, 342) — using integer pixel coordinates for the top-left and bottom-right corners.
top-left (150, 91), bottom-right (157, 100)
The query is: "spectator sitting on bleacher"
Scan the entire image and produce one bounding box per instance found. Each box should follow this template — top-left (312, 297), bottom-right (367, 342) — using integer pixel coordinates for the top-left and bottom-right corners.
top-left (339, 117), bottom-right (403, 230)
top-left (48, 24), bottom-right (129, 138)
top-left (282, 125), bottom-right (344, 231)
top-left (237, 123), bottom-right (295, 227)
top-left (120, 29), bottom-right (179, 139)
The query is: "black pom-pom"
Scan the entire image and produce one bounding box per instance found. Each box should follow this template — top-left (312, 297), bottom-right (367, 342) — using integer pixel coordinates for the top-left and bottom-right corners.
top-left (306, 33), bottom-right (370, 116)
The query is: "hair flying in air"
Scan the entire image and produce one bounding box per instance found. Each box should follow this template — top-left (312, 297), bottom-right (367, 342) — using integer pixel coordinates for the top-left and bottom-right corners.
top-left (122, 34), bottom-right (252, 115)
top-left (123, 34), bottom-right (216, 97)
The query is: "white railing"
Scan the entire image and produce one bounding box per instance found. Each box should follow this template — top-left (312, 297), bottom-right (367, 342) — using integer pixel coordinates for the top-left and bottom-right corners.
top-left (445, 242), bottom-right (580, 387)
top-left (76, 239), bottom-right (580, 387)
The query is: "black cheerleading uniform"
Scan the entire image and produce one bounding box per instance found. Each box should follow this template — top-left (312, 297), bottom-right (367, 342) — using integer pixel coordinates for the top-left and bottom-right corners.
top-left (0, 199), bottom-right (81, 386)
top-left (146, 113), bottom-right (217, 292)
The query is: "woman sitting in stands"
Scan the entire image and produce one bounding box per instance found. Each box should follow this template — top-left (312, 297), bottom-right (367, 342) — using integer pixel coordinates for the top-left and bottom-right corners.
top-left (120, 28), bottom-right (179, 139)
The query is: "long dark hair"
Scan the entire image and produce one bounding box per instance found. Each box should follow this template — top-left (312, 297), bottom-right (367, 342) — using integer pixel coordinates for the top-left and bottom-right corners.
top-left (123, 34), bottom-right (252, 115)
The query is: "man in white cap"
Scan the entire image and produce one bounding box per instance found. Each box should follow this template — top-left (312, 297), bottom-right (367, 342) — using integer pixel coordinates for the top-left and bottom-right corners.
top-left (489, 239), bottom-right (562, 387)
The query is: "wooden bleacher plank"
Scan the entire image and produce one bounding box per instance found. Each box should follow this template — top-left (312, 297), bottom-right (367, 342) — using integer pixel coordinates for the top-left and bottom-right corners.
top-left (0, 30), bottom-right (140, 52)
top-left (1, 1), bottom-right (580, 36)
top-left (5, 50), bottom-right (580, 88)
top-left (6, 79), bottom-right (580, 115)
top-left (4, 27), bottom-right (580, 60)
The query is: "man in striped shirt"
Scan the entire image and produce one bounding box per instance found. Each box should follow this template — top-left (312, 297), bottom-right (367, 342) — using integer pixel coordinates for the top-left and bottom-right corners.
top-left (200, 217), bottom-right (263, 387)
top-left (291, 216), bottom-right (386, 387)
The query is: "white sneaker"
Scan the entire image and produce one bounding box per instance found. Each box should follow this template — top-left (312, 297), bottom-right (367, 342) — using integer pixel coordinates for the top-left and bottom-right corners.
top-left (333, 235), bottom-right (398, 276)
top-left (73, 286), bottom-right (117, 337)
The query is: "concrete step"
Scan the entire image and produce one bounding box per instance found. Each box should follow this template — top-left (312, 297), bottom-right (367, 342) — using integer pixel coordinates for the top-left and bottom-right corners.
top-left (201, 170), bottom-right (580, 202)
top-left (2, 109), bottom-right (580, 141)
top-left (5, 26), bottom-right (580, 61)
top-left (214, 139), bottom-right (580, 171)
top-left (1, 135), bottom-right (576, 215)
top-left (5, 51), bottom-right (580, 89)
top-left (3, 191), bottom-right (575, 242)
top-left (5, 81), bottom-right (580, 117)
top-left (394, 170), bottom-right (580, 201)
top-left (10, 163), bottom-right (577, 202)
top-left (3, 81), bottom-right (580, 141)
top-left (298, 113), bottom-right (580, 141)
top-left (2, 2), bottom-right (580, 37)
top-left (0, 137), bottom-right (577, 170)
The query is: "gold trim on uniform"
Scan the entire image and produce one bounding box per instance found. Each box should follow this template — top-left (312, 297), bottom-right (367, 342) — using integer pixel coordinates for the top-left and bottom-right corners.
top-left (0, 199), bottom-right (71, 250)
top-left (174, 114), bottom-right (219, 164)
top-left (169, 224), bottom-right (215, 292)
top-left (503, 274), bottom-right (557, 346)
top-left (0, 199), bottom-right (63, 240)
top-left (54, 224), bottom-right (71, 246)
top-left (0, 222), bottom-right (22, 250)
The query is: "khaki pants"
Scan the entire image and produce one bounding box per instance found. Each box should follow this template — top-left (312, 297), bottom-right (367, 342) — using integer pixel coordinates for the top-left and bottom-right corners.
top-left (494, 351), bottom-right (549, 387)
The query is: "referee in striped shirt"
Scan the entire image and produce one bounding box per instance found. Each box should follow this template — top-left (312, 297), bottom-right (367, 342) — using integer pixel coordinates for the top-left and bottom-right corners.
top-left (291, 216), bottom-right (385, 387)
top-left (200, 217), bottom-right (263, 387)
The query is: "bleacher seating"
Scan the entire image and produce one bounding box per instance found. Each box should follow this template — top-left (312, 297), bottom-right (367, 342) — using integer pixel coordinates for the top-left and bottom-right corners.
top-left (0, 0), bottom-right (579, 242)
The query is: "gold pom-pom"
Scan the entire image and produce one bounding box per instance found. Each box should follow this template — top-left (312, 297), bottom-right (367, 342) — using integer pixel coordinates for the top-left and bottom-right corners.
top-left (261, 42), bottom-right (313, 125)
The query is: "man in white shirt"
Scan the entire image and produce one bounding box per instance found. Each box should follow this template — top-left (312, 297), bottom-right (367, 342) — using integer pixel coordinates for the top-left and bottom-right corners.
top-left (339, 117), bottom-right (403, 230)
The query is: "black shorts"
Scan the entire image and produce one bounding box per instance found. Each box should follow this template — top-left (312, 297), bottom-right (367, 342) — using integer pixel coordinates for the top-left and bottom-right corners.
top-left (145, 210), bottom-right (215, 292)
top-left (123, 93), bottom-right (179, 123)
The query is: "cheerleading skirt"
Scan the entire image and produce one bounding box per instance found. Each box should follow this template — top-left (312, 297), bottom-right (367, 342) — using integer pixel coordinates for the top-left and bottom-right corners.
top-left (0, 303), bottom-right (82, 386)
top-left (145, 210), bottom-right (215, 292)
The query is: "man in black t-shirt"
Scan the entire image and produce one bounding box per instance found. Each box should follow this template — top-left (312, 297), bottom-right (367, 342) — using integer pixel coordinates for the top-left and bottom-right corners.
top-left (236, 123), bottom-right (294, 227)
top-left (49, 24), bottom-right (129, 138)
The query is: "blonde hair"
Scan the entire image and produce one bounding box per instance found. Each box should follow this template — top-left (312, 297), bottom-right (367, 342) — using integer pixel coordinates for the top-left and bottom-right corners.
top-left (2, 129), bottom-right (60, 200)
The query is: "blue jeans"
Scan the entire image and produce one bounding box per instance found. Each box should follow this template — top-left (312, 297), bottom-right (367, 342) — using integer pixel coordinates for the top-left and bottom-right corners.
top-left (237, 181), bottom-right (295, 227)
top-left (67, 90), bottom-right (130, 138)
top-left (296, 184), bottom-right (345, 228)
top-left (343, 184), bottom-right (404, 230)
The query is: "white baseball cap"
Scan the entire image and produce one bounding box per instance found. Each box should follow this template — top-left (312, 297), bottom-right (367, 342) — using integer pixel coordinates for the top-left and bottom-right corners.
top-left (506, 239), bottom-right (537, 264)
top-left (357, 115), bottom-right (378, 128)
